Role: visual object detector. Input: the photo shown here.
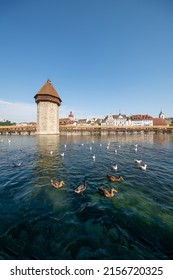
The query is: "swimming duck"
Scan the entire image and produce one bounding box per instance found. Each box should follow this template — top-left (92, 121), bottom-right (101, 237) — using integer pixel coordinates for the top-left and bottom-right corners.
top-left (51, 179), bottom-right (65, 188)
top-left (60, 152), bottom-right (64, 157)
top-left (92, 154), bottom-right (96, 160)
top-left (107, 174), bottom-right (124, 182)
top-left (98, 187), bottom-right (118, 198)
top-left (75, 179), bottom-right (87, 194)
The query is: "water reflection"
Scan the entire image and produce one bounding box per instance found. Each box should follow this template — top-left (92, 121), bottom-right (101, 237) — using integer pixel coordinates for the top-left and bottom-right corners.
top-left (36, 134), bottom-right (60, 155)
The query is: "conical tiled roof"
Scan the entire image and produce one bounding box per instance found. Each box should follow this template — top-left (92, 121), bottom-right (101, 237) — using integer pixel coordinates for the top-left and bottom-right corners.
top-left (34, 80), bottom-right (62, 101)
top-left (34, 80), bottom-right (62, 106)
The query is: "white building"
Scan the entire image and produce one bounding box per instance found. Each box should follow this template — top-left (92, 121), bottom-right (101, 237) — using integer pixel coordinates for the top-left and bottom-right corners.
top-left (130, 115), bottom-right (153, 126)
top-left (101, 113), bottom-right (128, 126)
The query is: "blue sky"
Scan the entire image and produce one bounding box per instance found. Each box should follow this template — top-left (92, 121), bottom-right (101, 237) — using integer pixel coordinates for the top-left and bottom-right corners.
top-left (0, 0), bottom-right (173, 122)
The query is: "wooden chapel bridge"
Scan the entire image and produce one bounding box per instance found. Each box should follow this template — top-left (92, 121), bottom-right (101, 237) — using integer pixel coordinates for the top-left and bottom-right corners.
top-left (0, 124), bottom-right (173, 135)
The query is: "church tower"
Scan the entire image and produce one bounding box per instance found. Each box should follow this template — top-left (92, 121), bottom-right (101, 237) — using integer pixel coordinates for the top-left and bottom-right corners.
top-left (68, 111), bottom-right (74, 120)
top-left (34, 80), bottom-right (62, 134)
top-left (159, 110), bottom-right (164, 119)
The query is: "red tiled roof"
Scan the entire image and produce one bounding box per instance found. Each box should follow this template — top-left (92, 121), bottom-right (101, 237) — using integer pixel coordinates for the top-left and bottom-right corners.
top-left (131, 114), bottom-right (153, 120)
top-left (153, 118), bottom-right (167, 126)
top-left (34, 80), bottom-right (62, 101)
top-left (59, 118), bottom-right (76, 125)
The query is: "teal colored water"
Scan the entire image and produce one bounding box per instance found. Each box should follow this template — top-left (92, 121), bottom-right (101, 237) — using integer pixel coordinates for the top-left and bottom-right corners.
top-left (0, 133), bottom-right (173, 260)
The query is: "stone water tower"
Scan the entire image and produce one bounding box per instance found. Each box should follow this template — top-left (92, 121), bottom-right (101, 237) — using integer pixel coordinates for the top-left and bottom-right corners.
top-left (34, 80), bottom-right (62, 134)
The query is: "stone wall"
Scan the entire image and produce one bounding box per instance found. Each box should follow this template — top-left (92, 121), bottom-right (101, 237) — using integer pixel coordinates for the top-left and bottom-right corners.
top-left (37, 101), bottom-right (59, 134)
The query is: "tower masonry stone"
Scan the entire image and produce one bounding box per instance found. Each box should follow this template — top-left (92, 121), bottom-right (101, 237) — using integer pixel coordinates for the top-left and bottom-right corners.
top-left (34, 80), bottom-right (62, 134)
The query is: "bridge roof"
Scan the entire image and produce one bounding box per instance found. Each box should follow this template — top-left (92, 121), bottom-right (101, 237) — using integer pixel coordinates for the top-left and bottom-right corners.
top-left (34, 80), bottom-right (62, 101)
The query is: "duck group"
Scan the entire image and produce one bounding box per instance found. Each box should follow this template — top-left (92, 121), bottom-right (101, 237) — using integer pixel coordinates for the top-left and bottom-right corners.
top-left (50, 175), bottom-right (121, 199)
top-left (48, 141), bottom-right (149, 199)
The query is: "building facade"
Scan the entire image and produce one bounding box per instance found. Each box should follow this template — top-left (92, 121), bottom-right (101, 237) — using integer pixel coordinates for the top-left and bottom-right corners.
top-left (130, 115), bottom-right (153, 126)
top-left (101, 113), bottom-right (128, 126)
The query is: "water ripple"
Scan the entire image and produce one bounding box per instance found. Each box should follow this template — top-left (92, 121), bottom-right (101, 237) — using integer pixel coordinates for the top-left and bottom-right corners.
top-left (0, 134), bottom-right (173, 259)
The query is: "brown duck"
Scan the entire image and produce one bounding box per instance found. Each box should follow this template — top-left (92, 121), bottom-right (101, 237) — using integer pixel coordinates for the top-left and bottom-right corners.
top-left (51, 179), bottom-right (65, 189)
top-left (75, 178), bottom-right (87, 194)
top-left (107, 174), bottom-right (124, 182)
top-left (98, 187), bottom-right (118, 198)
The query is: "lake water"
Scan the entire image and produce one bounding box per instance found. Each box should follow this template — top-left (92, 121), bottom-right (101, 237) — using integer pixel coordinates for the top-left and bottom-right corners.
top-left (0, 133), bottom-right (173, 260)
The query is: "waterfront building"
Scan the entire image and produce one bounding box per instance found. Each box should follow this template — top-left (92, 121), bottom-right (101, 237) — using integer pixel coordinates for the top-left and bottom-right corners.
top-left (153, 118), bottom-right (167, 126)
top-left (87, 117), bottom-right (101, 125)
top-left (94, 118), bottom-right (102, 125)
top-left (34, 80), bottom-right (62, 134)
top-left (101, 114), bottom-right (115, 126)
top-left (165, 118), bottom-right (173, 126)
top-left (130, 114), bottom-right (153, 126)
top-left (101, 113), bottom-right (128, 126)
top-left (114, 113), bottom-right (128, 126)
top-left (77, 118), bottom-right (88, 125)
top-left (60, 118), bottom-right (77, 126)
top-left (60, 111), bottom-right (77, 125)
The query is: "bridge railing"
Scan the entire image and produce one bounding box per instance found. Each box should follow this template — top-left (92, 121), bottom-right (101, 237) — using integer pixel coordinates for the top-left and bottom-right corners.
top-left (0, 125), bottom-right (37, 134)
top-left (59, 125), bottom-right (173, 132)
top-left (0, 124), bottom-right (173, 134)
